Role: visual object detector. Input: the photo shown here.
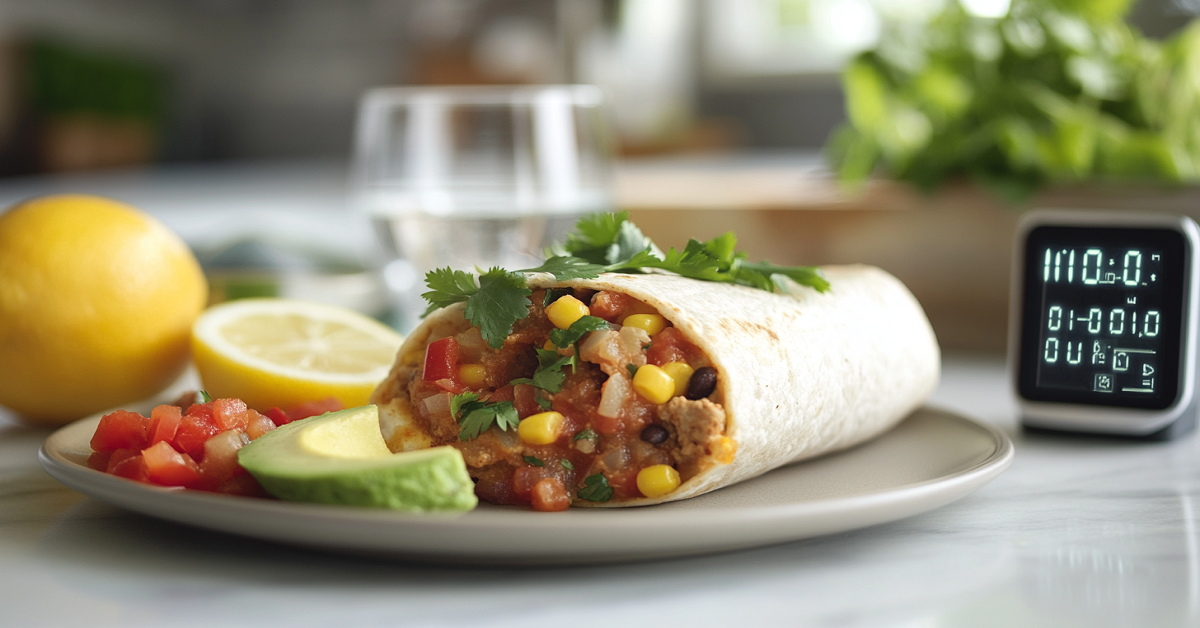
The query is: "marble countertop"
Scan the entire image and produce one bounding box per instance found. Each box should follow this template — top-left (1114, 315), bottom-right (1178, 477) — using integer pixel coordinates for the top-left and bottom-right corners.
top-left (5, 355), bottom-right (1199, 628)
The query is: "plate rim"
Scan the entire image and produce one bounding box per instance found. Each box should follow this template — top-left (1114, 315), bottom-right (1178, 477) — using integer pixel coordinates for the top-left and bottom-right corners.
top-left (38, 405), bottom-right (1014, 563)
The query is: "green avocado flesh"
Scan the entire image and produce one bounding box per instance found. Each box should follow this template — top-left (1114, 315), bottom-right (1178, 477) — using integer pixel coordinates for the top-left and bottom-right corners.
top-left (237, 406), bottom-right (477, 512)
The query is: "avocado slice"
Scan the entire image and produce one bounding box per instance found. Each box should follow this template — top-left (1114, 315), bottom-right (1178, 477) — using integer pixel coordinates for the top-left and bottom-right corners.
top-left (238, 405), bottom-right (477, 512)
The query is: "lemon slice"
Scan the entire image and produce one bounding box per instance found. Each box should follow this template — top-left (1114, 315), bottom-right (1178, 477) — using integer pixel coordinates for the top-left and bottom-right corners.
top-left (191, 299), bottom-right (404, 411)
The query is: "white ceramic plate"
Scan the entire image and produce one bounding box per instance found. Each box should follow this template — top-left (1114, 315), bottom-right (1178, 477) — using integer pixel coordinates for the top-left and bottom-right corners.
top-left (40, 406), bottom-right (1012, 565)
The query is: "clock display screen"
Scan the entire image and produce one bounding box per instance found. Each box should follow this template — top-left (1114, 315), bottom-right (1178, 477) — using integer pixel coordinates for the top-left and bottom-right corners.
top-left (1019, 226), bottom-right (1188, 410)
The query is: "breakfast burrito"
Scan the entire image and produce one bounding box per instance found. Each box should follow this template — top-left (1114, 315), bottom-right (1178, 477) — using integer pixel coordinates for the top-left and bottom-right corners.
top-left (370, 265), bottom-right (939, 510)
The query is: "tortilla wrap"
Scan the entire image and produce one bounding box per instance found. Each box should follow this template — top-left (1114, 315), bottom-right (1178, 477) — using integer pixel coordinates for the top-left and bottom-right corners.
top-left (371, 264), bottom-right (940, 506)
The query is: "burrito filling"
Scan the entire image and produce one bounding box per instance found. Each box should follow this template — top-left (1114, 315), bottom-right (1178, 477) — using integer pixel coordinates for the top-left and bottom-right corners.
top-left (377, 288), bottom-right (735, 511)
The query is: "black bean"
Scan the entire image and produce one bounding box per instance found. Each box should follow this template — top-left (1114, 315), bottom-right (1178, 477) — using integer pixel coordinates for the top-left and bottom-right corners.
top-left (640, 424), bottom-right (669, 445)
top-left (685, 366), bottom-right (717, 400)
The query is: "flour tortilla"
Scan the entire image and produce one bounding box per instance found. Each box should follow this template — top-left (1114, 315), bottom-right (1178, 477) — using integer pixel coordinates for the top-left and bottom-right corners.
top-left (372, 265), bottom-right (940, 506)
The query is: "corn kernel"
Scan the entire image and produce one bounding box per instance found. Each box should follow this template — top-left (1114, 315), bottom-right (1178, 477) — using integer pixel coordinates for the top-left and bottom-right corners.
top-left (546, 295), bottom-right (589, 330)
top-left (543, 339), bottom-right (557, 351)
top-left (518, 411), bottom-right (565, 445)
top-left (659, 362), bottom-right (694, 397)
top-left (636, 464), bottom-right (681, 498)
top-left (632, 364), bottom-right (675, 404)
top-left (622, 313), bottom-right (666, 336)
top-left (459, 364), bottom-right (486, 388)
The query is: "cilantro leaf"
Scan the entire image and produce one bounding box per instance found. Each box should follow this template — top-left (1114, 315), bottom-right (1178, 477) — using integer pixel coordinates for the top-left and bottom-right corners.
top-left (521, 256), bottom-right (606, 282)
top-left (197, 390), bottom-right (213, 403)
top-left (465, 268), bottom-right (532, 349)
top-left (561, 212), bottom-right (629, 263)
top-left (607, 219), bottom-right (658, 265)
top-left (450, 392), bottom-right (480, 418)
top-left (453, 392), bottom-right (519, 441)
top-left (561, 459), bottom-right (575, 470)
top-left (573, 428), bottom-right (597, 442)
top-left (457, 401), bottom-right (519, 441)
top-left (421, 268), bottom-right (479, 316)
top-left (741, 262), bottom-right (831, 293)
top-left (542, 288), bottom-right (570, 307)
top-left (626, 363), bottom-right (638, 377)
top-left (548, 315), bottom-right (611, 348)
top-left (578, 473), bottom-right (613, 502)
top-left (534, 392), bottom-right (552, 410)
top-left (511, 347), bottom-right (575, 393)
top-left (523, 455), bottom-right (544, 467)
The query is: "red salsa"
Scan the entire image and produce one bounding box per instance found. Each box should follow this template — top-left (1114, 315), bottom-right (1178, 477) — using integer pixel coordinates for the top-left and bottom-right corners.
top-left (87, 395), bottom-right (343, 495)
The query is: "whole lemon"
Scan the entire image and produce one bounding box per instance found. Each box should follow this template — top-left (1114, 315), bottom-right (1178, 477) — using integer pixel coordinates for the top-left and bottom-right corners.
top-left (0, 195), bottom-right (208, 425)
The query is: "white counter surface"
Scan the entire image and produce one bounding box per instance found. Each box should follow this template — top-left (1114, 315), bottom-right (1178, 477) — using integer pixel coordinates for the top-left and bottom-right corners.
top-left (4, 355), bottom-right (1200, 628)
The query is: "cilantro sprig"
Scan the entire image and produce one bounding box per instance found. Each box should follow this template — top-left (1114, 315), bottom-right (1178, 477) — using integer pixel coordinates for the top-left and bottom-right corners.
top-left (421, 212), bottom-right (829, 348)
top-left (451, 392), bottom-right (519, 441)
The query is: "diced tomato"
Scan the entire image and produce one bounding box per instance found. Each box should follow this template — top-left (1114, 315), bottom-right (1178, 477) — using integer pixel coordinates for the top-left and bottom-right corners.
top-left (142, 441), bottom-right (202, 486)
top-left (588, 291), bottom-right (632, 322)
top-left (105, 448), bottom-right (139, 473)
top-left (87, 451), bottom-right (112, 472)
top-left (513, 384), bottom-right (541, 418)
top-left (245, 412), bottom-right (277, 440)
top-left (488, 385), bottom-right (515, 403)
top-left (645, 327), bottom-right (700, 366)
top-left (607, 466), bottom-right (640, 501)
top-left (473, 473), bottom-right (519, 505)
top-left (90, 395), bottom-right (271, 496)
top-left (199, 430), bottom-right (250, 483)
top-left (108, 449), bottom-right (148, 482)
top-left (531, 477), bottom-right (570, 512)
top-left (213, 398), bottom-right (250, 431)
top-left (285, 397), bottom-right (343, 422)
top-left (593, 412), bottom-right (624, 435)
top-left (90, 410), bottom-right (150, 452)
top-left (263, 407), bottom-right (291, 425)
top-left (513, 465), bottom-right (552, 501)
top-left (185, 400), bottom-right (215, 422)
top-left (423, 337), bottom-right (460, 383)
top-left (174, 410), bottom-right (221, 460)
top-left (147, 405), bottom-right (183, 447)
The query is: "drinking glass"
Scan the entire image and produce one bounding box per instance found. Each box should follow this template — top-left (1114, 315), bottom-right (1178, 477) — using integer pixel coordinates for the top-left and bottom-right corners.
top-left (351, 85), bottom-right (614, 331)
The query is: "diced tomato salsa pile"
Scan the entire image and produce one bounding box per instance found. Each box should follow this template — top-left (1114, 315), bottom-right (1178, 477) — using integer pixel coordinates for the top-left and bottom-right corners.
top-left (87, 395), bottom-right (342, 495)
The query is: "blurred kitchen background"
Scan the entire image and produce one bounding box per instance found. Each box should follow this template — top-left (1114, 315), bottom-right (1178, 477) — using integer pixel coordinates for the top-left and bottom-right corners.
top-left (0, 0), bottom-right (1196, 351)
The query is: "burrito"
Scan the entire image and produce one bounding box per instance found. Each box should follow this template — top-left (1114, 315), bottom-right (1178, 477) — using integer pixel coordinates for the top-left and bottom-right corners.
top-left (370, 265), bottom-right (940, 511)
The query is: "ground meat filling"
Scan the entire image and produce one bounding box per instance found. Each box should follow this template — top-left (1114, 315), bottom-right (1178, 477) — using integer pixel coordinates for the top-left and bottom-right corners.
top-left (406, 288), bottom-right (730, 510)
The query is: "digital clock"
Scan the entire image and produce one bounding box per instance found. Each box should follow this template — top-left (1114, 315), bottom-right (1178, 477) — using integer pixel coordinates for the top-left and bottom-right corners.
top-left (1009, 210), bottom-right (1200, 439)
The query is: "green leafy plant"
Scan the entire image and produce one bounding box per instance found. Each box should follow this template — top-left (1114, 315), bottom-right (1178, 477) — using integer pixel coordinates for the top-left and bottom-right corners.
top-left (827, 0), bottom-right (1200, 201)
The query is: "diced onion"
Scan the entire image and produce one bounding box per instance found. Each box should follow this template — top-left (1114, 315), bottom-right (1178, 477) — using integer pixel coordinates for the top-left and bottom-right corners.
top-left (602, 445), bottom-right (630, 471)
top-left (580, 326), bottom-right (650, 377)
top-left (617, 326), bottom-right (651, 365)
top-left (578, 329), bottom-right (617, 364)
top-left (598, 373), bottom-right (630, 418)
top-left (422, 393), bottom-right (452, 421)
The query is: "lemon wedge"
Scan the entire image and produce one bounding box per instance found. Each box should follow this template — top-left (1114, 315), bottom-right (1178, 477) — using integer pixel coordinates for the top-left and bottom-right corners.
top-left (191, 299), bottom-right (404, 411)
